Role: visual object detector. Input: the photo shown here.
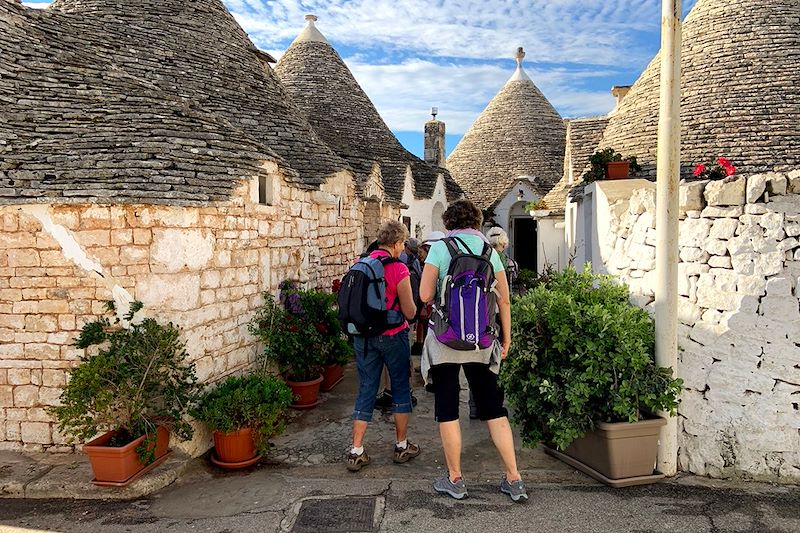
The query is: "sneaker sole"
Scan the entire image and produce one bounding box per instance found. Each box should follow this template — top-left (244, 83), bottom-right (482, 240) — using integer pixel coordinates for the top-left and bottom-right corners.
top-left (500, 487), bottom-right (528, 502)
top-left (347, 459), bottom-right (370, 472)
top-left (393, 451), bottom-right (421, 464)
top-left (434, 487), bottom-right (468, 500)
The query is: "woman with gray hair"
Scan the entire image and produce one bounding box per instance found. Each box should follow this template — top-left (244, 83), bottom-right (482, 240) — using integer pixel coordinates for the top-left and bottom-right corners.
top-left (485, 227), bottom-right (518, 291)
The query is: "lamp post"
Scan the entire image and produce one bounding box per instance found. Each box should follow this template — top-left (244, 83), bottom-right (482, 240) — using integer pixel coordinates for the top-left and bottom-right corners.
top-left (655, 0), bottom-right (682, 476)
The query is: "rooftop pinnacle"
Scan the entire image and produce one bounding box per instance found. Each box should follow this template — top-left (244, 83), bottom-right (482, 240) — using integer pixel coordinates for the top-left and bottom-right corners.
top-left (508, 46), bottom-right (531, 83)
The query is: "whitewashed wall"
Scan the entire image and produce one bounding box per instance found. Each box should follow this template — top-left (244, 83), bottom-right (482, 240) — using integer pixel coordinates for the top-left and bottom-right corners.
top-left (571, 171), bottom-right (800, 483)
top-left (401, 172), bottom-right (449, 239)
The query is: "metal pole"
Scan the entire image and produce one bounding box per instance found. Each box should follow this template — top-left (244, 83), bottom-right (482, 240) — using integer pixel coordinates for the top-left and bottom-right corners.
top-left (655, 0), bottom-right (681, 477)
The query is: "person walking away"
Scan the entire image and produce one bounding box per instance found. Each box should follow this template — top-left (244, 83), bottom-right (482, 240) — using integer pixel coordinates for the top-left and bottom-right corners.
top-left (466, 227), bottom-right (514, 418)
top-left (340, 220), bottom-right (421, 471)
top-left (486, 227), bottom-right (518, 293)
top-left (419, 200), bottom-right (527, 502)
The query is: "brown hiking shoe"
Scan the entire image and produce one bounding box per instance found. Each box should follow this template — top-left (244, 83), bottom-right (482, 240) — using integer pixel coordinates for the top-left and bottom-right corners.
top-left (393, 441), bottom-right (421, 464)
top-left (346, 451), bottom-right (370, 472)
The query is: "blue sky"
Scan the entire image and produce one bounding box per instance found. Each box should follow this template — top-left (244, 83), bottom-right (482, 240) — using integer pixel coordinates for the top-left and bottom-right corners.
top-left (25, 0), bottom-right (697, 159)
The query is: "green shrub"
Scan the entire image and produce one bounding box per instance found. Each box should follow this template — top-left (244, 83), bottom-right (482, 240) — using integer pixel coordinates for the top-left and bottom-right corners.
top-left (501, 265), bottom-right (683, 451)
top-left (49, 301), bottom-right (199, 464)
top-left (249, 283), bottom-right (352, 380)
top-left (192, 374), bottom-right (293, 455)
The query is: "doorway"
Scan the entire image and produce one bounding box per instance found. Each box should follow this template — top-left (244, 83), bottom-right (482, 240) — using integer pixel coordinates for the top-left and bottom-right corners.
top-left (511, 216), bottom-right (538, 272)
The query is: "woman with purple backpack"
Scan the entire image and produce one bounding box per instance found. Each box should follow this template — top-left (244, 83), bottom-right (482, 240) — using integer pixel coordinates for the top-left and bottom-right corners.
top-left (419, 199), bottom-right (527, 503)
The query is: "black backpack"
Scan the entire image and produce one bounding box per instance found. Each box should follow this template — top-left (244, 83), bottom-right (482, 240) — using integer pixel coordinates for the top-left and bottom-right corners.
top-left (338, 253), bottom-right (405, 336)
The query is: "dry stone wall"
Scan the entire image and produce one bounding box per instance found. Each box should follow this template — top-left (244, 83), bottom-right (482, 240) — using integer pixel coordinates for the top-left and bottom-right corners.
top-left (601, 170), bottom-right (800, 482)
top-left (0, 172), bottom-right (363, 452)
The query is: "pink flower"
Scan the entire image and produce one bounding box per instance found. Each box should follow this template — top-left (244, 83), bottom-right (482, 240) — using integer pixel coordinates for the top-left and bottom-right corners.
top-left (725, 165), bottom-right (736, 176)
top-left (717, 157), bottom-right (732, 168)
top-left (694, 164), bottom-right (706, 177)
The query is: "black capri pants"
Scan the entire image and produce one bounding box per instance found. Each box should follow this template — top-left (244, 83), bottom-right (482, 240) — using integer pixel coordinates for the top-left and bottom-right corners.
top-left (430, 362), bottom-right (508, 422)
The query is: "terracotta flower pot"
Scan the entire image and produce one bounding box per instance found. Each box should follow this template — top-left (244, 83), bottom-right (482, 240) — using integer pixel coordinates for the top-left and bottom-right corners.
top-left (213, 428), bottom-right (257, 463)
top-left (83, 426), bottom-right (170, 484)
top-left (286, 374), bottom-right (323, 408)
top-left (321, 364), bottom-right (345, 392)
top-left (604, 161), bottom-right (630, 180)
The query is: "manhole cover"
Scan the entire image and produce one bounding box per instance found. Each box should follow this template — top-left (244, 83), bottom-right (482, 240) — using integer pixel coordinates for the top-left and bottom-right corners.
top-left (293, 497), bottom-right (376, 532)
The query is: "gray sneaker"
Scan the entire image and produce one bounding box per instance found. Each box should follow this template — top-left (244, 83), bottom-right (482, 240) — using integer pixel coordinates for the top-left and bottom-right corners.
top-left (433, 475), bottom-right (468, 500)
top-left (500, 477), bottom-right (528, 502)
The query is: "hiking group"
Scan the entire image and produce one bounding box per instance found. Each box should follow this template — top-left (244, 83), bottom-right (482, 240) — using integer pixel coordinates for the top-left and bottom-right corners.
top-left (337, 199), bottom-right (528, 503)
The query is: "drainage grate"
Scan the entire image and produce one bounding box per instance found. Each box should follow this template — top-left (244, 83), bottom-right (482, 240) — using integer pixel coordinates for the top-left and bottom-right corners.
top-left (293, 497), bottom-right (376, 533)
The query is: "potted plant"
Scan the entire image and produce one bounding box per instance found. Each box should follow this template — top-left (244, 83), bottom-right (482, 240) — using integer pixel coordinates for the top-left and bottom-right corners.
top-left (583, 148), bottom-right (642, 182)
top-left (192, 373), bottom-right (293, 468)
top-left (501, 266), bottom-right (683, 487)
top-left (48, 301), bottom-right (199, 486)
top-left (525, 199), bottom-right (550, 218)
top-left (249, 287), bottom-right (327, 408)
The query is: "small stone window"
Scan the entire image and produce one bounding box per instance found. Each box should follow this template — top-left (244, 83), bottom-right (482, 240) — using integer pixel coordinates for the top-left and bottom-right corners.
top-left (252, 175), bottom-right (274, 206)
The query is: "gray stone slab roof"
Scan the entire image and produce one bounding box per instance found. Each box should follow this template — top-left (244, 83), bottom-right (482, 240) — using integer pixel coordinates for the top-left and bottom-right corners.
top-left (274, 27), bottom-right (462, 203)
top-left (542, 116), bottom-right (609, 215)
top-left (596, 0), bottom-right (800, 177)
top-left (447, 63), bottom-right (566, 209)
top-left (0, 0), bottom-right (349, 205)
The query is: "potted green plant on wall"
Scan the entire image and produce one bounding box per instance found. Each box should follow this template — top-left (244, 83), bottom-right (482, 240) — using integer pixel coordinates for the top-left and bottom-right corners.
top-left (192, 373), bottom-right (293, 469)
top-left (249, 285), bottom-right (327, 408)
top-left (583, 148), bottom-right (642, 182)
top-left (501, 266), bottom-right (683, 487)
top-left (49, 301), bottom-right (199, 486)
top-left (524, 199), bottom-right (550, 218)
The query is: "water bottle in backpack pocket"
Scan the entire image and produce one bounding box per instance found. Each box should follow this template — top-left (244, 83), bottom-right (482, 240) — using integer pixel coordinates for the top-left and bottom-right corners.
top-left (431, 237), bottom-right (498, 350)
top-left (338, 254), bottom-right (405, 336)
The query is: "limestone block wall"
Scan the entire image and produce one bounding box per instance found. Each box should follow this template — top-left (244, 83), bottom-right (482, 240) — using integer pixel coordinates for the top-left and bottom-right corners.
top-left (0, 171), bottom-right (363, 452)
top-left (590, 170), bottom-right (800, 482)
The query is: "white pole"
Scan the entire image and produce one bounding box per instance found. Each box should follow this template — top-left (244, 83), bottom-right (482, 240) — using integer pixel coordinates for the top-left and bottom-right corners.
top-left (655, 0), bottom-right (681, 476)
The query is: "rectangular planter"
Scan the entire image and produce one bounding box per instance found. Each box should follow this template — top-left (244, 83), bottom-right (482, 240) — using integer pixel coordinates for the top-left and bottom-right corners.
top-left (604, 160), bottom-right (630, 180)
top-left (84, 426), bottom-right (170, 484)
top-left (563, 417), bottom-right (667, 479)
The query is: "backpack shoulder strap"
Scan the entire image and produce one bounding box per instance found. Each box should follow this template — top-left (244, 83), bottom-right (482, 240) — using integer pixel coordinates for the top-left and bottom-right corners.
top-left (444, 236), bottom-right (465, 258)
top-left (479, 241), bottom-right (492, 261)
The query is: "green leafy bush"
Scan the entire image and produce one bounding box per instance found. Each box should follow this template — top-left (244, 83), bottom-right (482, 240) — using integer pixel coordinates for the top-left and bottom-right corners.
top-left (249, 282), bottom-right (352, 381)
top-left (501, 266), bottom-right (683, 451)
top-left (49, 302), bottom-right (199, 464)
top-left (192, 374), bottom-right (293, 455)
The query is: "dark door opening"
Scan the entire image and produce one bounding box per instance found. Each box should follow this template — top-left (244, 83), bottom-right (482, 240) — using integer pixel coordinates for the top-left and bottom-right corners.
top-left (512, 217), bottom-right (538, 272)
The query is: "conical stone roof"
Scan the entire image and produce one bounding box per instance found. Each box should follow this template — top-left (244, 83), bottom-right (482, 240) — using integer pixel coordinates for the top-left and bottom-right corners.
top-left (274, 16), bottom-right (462, 203)
top-left (447, 49), bottom-right (566, 209)
top-left (597, 0), bottom-right (800, 175)
top-left (0, 0), bottom-right (348, 204)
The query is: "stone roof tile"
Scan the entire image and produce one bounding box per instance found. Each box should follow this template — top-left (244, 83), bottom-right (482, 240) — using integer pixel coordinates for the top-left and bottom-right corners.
top-left (274, 20), bottom-right (461, 203)
top-left (0, 0), bottom-right (349, 205)
top-left (447, 52), bottom-right (566, 209)
top-left (597, 0), bottom-right (800, 176)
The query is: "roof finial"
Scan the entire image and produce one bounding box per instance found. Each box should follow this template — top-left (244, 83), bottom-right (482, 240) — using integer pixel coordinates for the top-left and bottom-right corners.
top-left (515, 47), bottom-right (525, 67)
top-left (431, 107), bottom-right (438, 119)
top-left (293, 14), bottom-right (328, 44)
top-left (305, 14), bottom-right (318, 23)
top-left (507, 46), bottom-right (531, 83)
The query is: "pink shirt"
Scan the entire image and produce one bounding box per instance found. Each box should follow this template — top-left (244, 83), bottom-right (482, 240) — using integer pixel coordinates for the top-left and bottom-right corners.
top-left (369, 250), bottom-right (409, 336)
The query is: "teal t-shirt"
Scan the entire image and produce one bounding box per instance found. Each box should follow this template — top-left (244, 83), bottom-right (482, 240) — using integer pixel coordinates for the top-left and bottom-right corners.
top-left (425, 233), bottom-right (505, 287)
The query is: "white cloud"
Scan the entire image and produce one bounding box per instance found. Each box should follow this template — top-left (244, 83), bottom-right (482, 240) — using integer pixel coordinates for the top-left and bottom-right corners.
top-left (346, 58), bottom-right (616, 133)
top-left (230, 0), bottom-right (670, 66)
top-left (21, 2), bottom-right (51, 8)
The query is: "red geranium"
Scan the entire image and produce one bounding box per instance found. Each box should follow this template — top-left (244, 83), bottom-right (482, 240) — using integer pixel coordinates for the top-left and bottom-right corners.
top-left (693, 157), bottom-right (736, 180)
top-left (693, 164), bottom-right (706, 177)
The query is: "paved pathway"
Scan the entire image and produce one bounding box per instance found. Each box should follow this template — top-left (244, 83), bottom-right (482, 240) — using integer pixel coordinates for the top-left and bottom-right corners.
top-left (1, 364), bottom-right (798, 532)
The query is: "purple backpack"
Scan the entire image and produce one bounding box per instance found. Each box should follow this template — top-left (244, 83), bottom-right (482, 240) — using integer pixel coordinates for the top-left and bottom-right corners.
top-left (431, 236), bottom-right (498, 350)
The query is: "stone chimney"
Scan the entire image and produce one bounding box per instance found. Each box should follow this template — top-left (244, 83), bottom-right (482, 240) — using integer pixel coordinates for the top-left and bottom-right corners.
top-left (611, 85), bottom-right (631, 106)
top-left (424, 107), bottom-right (446, 168)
